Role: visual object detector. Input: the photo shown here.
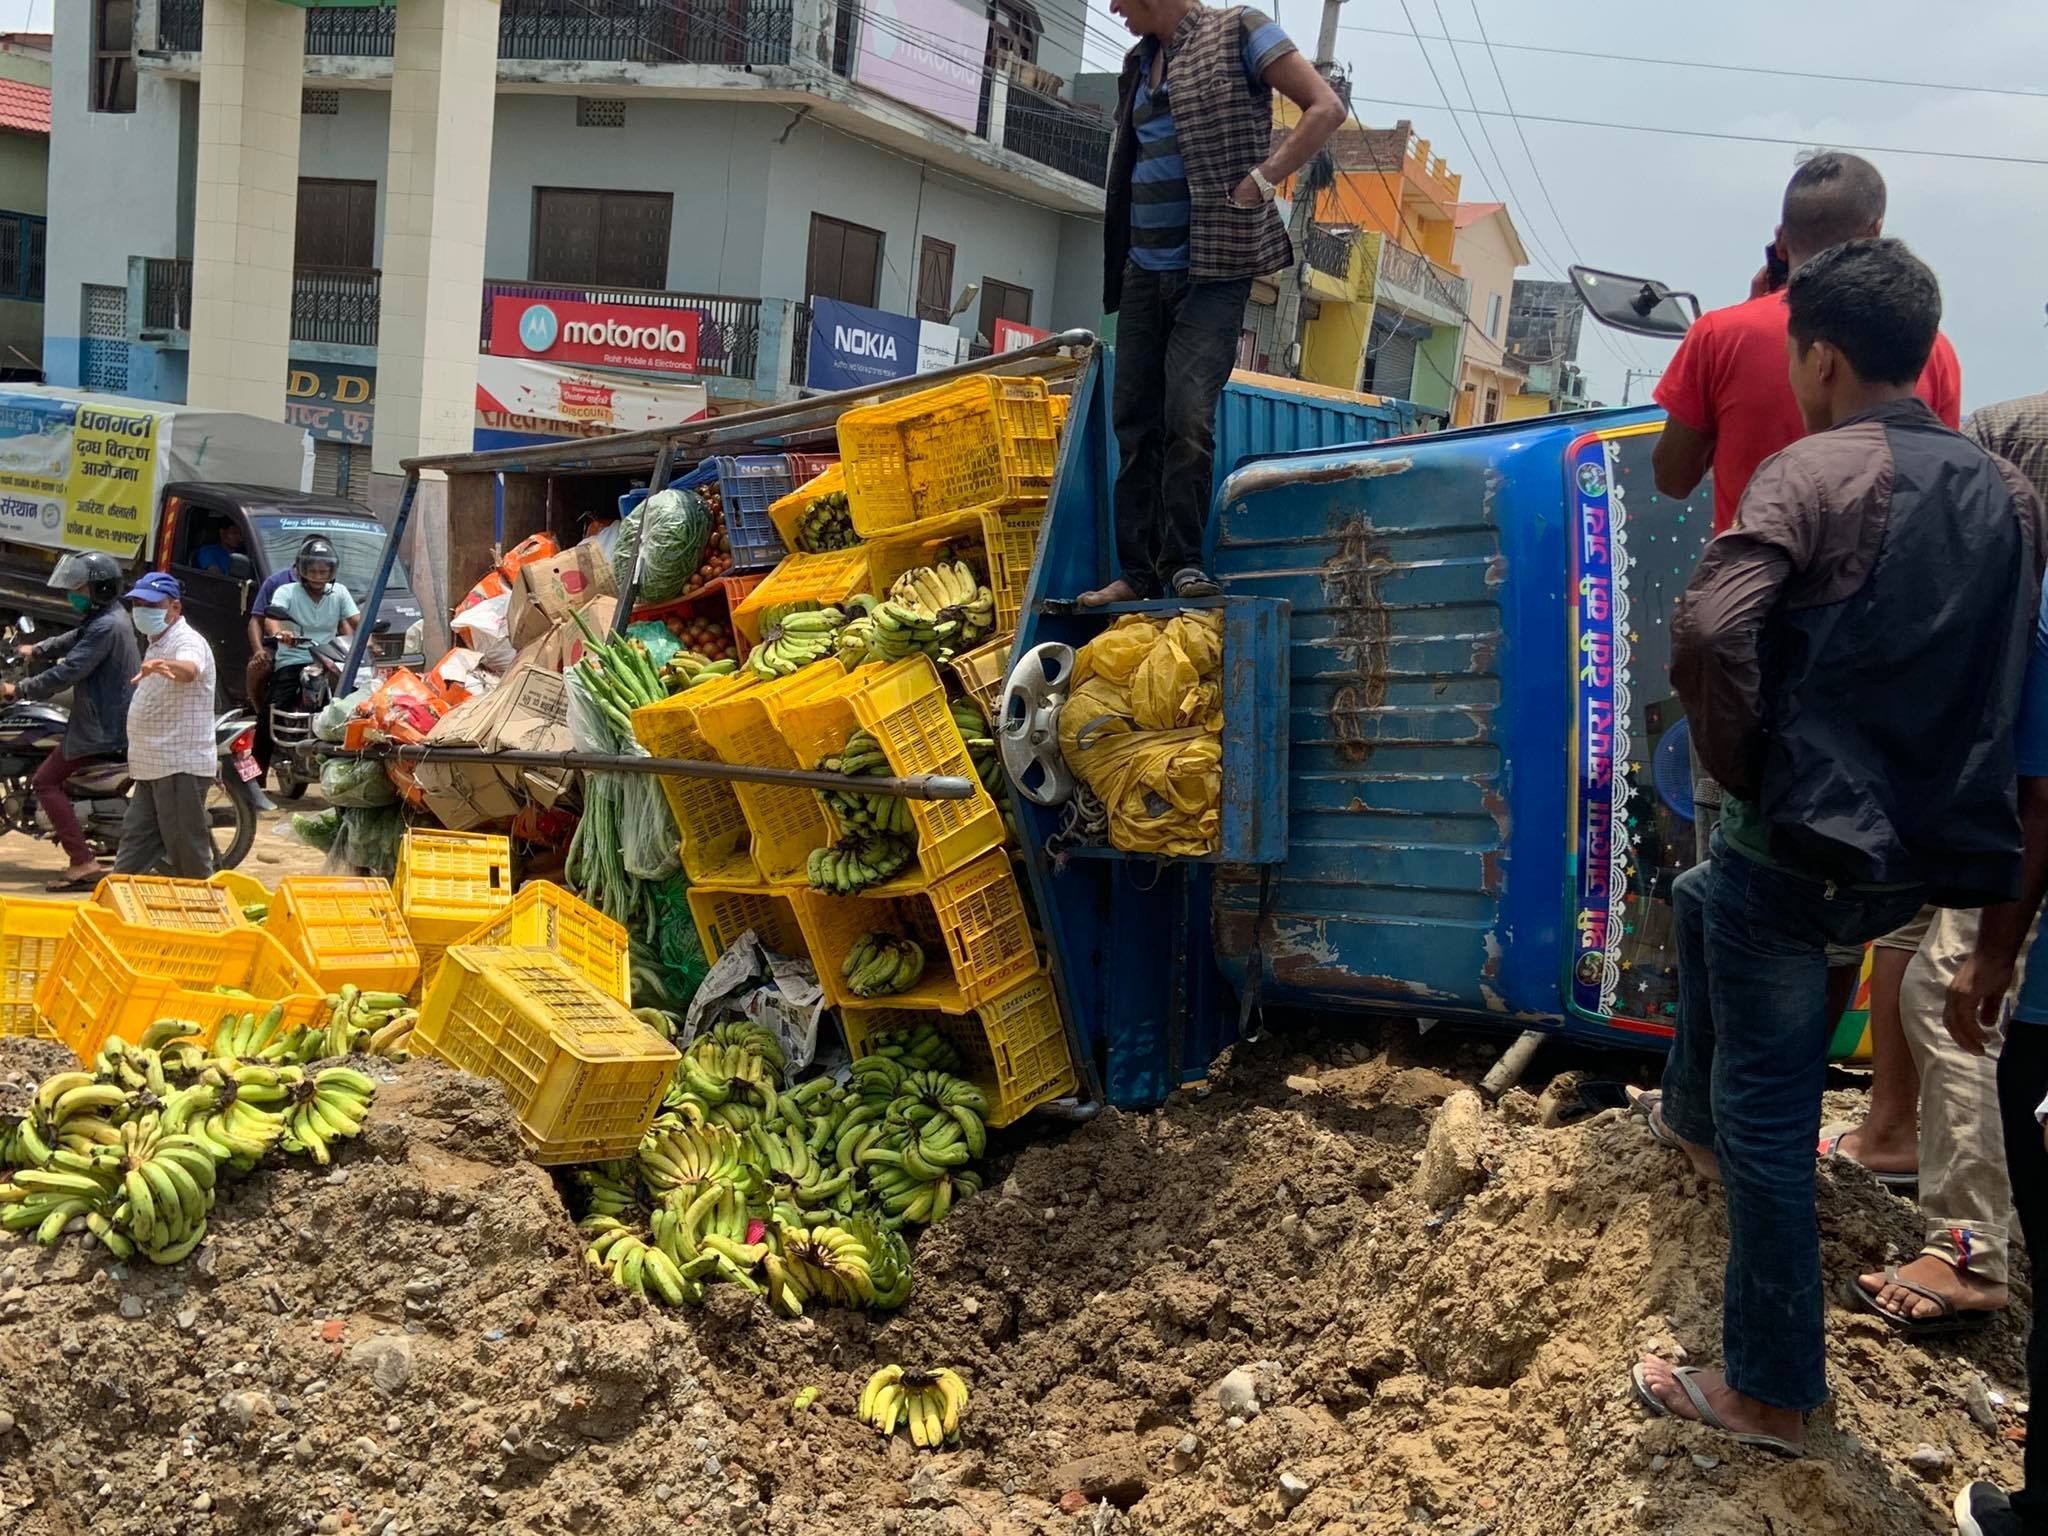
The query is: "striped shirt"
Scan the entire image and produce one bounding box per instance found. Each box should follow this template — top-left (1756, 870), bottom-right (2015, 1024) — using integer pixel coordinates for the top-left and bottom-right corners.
top-left (127, 616), bottom-right (217, 781)
top-left (1128, 9), bottom-right (1295, 273)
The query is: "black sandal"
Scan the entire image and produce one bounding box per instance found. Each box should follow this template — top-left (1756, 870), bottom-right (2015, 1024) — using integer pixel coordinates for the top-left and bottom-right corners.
top-left (1843, 1267), bottom-right (1999, 1336)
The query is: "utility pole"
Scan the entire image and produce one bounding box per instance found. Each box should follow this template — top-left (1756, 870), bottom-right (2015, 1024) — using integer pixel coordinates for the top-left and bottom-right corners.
top-left (1620, 368), bottom-right (1662, 405)
top-left (1273, 0), bottom-right (1345, 378)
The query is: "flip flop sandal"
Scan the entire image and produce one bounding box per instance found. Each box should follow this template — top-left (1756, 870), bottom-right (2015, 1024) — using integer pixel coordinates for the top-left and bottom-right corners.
top-left (43, 874), bottom-right (96, 893)
top-left (1843, 1268), bottom-right (1998, 1337)
top-left (1817, 1129), bottom-right (1919, 1189)
top-left (1625, 1088), bottom-right (1688, 1151)
top-left (1630, 1362), bottom-right (1807, 1459)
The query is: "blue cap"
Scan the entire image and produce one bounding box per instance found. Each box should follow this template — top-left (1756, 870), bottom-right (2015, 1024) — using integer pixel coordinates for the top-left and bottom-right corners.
top-left (126, 571), bottom-right (182, 604)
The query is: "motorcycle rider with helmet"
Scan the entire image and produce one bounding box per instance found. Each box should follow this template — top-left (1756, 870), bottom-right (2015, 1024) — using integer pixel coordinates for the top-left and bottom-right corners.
top-left (0, 552), bottom-right (138, 889)
top-left (248, 534), bottom-right (331, 781)
top-left (262, 536), bottom-right (358, 775)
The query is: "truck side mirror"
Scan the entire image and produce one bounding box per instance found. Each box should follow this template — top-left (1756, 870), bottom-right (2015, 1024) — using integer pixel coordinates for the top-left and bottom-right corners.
top-left (1569, 265), bottom-right (1700, 340)
top-left (227, 552), bottom-right (254, 581)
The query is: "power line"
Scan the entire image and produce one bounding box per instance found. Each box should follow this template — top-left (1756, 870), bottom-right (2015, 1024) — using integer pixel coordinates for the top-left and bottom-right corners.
top-left (1342, 93), bottom-right (2048, 168)
top-left (1338, 23), bottom-right (2048, 101)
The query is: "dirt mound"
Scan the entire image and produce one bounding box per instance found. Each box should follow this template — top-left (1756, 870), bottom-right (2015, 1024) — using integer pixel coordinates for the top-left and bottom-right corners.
top-left (0, 1028), bottom-right (2024, 1535)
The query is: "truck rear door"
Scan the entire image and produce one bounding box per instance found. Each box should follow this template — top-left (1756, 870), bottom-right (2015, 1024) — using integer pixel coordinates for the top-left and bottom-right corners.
top-left (161, 490), bottom-right (257, 703)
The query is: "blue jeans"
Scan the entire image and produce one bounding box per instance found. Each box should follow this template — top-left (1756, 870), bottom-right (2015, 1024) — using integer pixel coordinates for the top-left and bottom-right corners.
top-left (1661, 839), bottom-right (1925, 1411)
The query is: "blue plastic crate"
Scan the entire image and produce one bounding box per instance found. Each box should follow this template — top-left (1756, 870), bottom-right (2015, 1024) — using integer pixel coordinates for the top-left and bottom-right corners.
top-left (714, 455), bottom-right (797, 571)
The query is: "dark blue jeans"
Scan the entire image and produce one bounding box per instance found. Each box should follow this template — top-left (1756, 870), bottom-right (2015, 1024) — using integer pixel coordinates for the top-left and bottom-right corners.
top-left (1661, 839), bottom-right (1925, 1411)
top-left (1111, 265), bottom-right (1252, 597)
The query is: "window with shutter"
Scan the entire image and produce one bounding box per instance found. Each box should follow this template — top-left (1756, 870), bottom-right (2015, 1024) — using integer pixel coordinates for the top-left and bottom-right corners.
top-left (973, 279), bottom-right (1033, 357)
top-left (805, 214), bottom-right (885, 309)
top-left (296, 179), bottom-right (378, 270)
top-left (532, 188), bottom-right (672, 290)
top-left (915, 238), bottom-right (955, 324)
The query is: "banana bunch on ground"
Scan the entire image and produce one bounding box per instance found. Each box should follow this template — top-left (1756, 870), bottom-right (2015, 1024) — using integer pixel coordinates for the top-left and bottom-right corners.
top-left (747, 606), bottom-right (845, 680)
top-left (582, 1220), bottom-right (700, 1307)
top-left (0, 1023), bottom-right (380, 1266)
top-left (843, 932), bottom-right (927, 998)
top-left (749, 1121), bottom-right (854, 1215)
top-left (766, 1220), bottom-right (874, 1313)
top-left (859, 1364), bottom-right (969, 1446)
top-left (311, 986), bottom-right (417, 1061)
top-left (835, 595), bottom-right (880, 669)
top-left (662, 649), bottom-right (738, 695)
top-left (833, 1063), bottom-right (987, 1224)
top-left (794, 489), bottom-right (861, 552)
top-left (639, 1123), bottom-right (752, 1196)
top-left (807, 830), bottom-right (916, 894)
top-left (658, 1024), bottom-right (785, 1133)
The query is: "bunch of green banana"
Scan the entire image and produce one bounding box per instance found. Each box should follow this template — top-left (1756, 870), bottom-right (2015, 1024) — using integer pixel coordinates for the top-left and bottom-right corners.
top-left (171, 1066), bottom-right (290, 1169)
top-left (748, 1122), bottom-right (853, 1211)
top-left (847, 1211), bottom-right (913, 1310)
top-left (638, 1123), bottom-right (751, 1195)
top-left (794, 489), bottom-right (860, 552)
top-left (0, 1151), bottom-right (121, 1246)
top-left (775, 1221), bottom-right (875, 1309)
top-left (858, 1364), bottom-right (968, 1446)
top-left (702, 1020), bottom-right (787, 1082)
top-left (892, 559), bottom-right (993, 634)
top-left (18, 1069), bottom-right (126, 1165)
top-left (583, 1219), bottom-right (698, 1307)
top-left (110, 1114), bottom-right (218, 1264)
top-left (276, 1066), bottom-right (375, 1166)
top-left (870, 597), bottom-right (946, 662)
top-left (95, 1036), bottom-right (170, 1101)
top-left (948, 697), bottom-right (1003, 793)
top-left (843, 932), bottom-right (927, 998)
top-left (308, 986), bottom-right (415, 1061)
top-left (661, 650), bottom-right (738, 695)
top-left (836, 596), bottom-right (880, 669)
top-left (574, 1160), bottom-right (645, 1224)
top-left (652, 1177), bottom-right (766, 1294)
top-left (239, 901), bottom-right (270, 925)
top-left (806, 831), bottom-right (915, 894)
top-left (210, 1004), bottom-right (296, 1064)
top-left (747, 607), bottom-right (845, 680)
top-left (860, 1024), bottom-right (964, 1077)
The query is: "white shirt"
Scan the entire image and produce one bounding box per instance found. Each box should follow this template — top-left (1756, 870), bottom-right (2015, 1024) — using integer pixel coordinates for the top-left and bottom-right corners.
top-left (127, 615), bottom-right (216, 780)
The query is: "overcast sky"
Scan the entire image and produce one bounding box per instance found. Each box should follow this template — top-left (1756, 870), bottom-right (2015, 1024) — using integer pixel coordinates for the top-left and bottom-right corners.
top-left (1076, 0), bottom-right (2048, 410)
top-left (7, 0), bottom-right (2041, 408)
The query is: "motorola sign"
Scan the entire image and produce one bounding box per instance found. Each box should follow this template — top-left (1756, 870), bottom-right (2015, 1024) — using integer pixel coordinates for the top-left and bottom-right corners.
top-left (488, 296), bottom-right (702, 375)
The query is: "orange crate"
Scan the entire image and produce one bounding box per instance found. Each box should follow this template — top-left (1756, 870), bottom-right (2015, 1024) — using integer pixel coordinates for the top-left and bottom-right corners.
top-left (840, 376), bottom-right (1057, 535)
top-left (35, 908), bottom-right (326, 1062)
top-left (417, 946), bottom-right (677, 1164)
top-left (947, 637), bottom-right (1012, 725)
top-left (450, 880), bottom-right (629, 1002)
top-left (840, 970), bottom-right (1074, 1127)
top-left (0, 897), bottom-right (77, 1039)
top-left (767, 462), bottom-right (850, 554)
top-left (268, 876), bottom-right (420, 995)
top-left (633, 572), bottom-right (764, 662)
top-left (695, 667), bottom-right (843, 883)
top-left (730, 546), bottom-right (872, 649)
top-left (685, 879), bottom-right (810, 964)
top-left (864, 499), bottom-right (1046, 637)
top-left (394, 829), bottom-right (514, 949)
top-left (94, 875), bottom-right (246, 932)
top-left (631, 674), bottom-right (758, 885)
top-left (795, 846), bottom-right (1034, 1011)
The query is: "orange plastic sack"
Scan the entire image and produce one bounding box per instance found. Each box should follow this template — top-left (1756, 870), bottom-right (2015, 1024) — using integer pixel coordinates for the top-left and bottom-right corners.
top-left (368, 668), bottom-right (449, 731)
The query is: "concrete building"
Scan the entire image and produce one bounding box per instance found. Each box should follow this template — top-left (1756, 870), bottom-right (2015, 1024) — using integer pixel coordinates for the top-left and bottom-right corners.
top-left (1502, 276), bottom-right (1590, 419)
top-left (0, 33), bottom-right (49, 379)
top-left (46, 0), bottom-right (1111, 495)
top-left (1447, 201), bottom-right (1526, 427)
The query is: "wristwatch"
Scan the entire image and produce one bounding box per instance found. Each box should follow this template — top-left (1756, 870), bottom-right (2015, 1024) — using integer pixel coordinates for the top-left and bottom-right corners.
top-left (1248, 167), bottom-right (1277, 202)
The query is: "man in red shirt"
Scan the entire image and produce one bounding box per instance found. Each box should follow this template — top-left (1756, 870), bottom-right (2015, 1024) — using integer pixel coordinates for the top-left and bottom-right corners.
top-left (1653, 150), bottom-right (1962, 537)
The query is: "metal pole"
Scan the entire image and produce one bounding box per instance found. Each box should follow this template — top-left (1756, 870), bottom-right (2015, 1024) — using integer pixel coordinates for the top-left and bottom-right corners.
top-left (1273, 0), bottom-right (1346, 378)
top-left (613, 441), bottom-right (675, 639)
top-left (339, 470), bottom-right (419, 696)
top-left (321, 741), bottom-right (979, 800)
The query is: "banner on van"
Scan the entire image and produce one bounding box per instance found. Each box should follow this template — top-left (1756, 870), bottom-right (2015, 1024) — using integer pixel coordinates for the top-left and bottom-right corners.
top-left (0, 396), bottom-right (168, 556)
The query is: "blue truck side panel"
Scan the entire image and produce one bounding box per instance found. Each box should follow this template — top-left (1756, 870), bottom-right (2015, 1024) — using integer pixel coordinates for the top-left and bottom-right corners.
top-left (1212, 377), bottom-right (1425, 500)
top-left (1205, 406), bottom-right (1666, 1035)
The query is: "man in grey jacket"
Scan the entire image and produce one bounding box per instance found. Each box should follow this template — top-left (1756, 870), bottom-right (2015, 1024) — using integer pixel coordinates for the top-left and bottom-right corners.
top-left (0, 552), bottom-right (138, 889)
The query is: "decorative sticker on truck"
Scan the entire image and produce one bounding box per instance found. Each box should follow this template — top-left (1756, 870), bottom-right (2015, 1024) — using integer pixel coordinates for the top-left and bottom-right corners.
top-left (1568, 433), bottom-right (1631, 1022)
top-left (0, 397), bottom-right (168, 557)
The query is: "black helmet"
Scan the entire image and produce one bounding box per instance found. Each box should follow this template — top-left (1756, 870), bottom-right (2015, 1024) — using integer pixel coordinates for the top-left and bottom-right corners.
top-left (77, 552), bottom-right (122, 604)
top-left (295, 536), bottom-right (338, 583)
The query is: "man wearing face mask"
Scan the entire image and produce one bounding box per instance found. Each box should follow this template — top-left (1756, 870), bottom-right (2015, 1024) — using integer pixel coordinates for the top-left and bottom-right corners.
top-left (117, 572), bottom-right (216, 878)
top-left (0, 553), bottom-right (138, 890)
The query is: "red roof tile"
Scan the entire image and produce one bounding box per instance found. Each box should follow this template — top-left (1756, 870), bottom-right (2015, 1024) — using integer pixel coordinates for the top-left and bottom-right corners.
top-left (1452, 201), bottom-right (1505, 228)
top-left (0, 79), bottom-right (50, 137)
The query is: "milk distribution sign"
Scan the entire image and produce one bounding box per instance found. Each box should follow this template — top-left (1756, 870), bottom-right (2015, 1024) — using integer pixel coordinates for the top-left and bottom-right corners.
top-left (488, 296), bottom-right (701, 376)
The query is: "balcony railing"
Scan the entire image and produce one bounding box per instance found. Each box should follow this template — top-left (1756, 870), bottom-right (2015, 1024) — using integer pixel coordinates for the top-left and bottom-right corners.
top-left (1377, 240), bottom-right (1470, 317)
top-left (480, 279), bottom-right (763, 381)
top-left (1305, 225), bottom-right (1353, 281)
top-left (999, 85), bottom-right (1110, 187)
top-left (160, 0), bottom-right (793, 67)
top-left (140, 259), bottom-right (379, 347)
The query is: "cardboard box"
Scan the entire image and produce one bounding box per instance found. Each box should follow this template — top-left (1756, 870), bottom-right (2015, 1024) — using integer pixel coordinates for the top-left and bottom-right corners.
top-left (507, 541), bottom-right (616, 649)
top-left (514, 595), bottom-right (616, 676)
top-left (413, 665), bottom-right (576, 830)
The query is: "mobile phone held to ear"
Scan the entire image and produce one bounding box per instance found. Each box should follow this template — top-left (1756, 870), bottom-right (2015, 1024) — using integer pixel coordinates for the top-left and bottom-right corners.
top-left (1765, 241), bottom-right (1790, 293)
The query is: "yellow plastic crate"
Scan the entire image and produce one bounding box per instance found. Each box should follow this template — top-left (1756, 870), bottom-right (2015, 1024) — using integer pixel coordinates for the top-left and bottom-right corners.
top-left (795, 846), bottom-right (1035, 1012)
top-left (34, 908), bottom-right (326, 1062)
top-left (1049, 392), bottom-right (1070, 437)
top-left (94, 875), bottom-right (247, 932)
top-left (840, 376), bottom-right (1057, 535)
top-left (766, 462), bottom-right (850, 554)
top-left (268, 875), bottom-right (421, 995)
top-left (417, 946), bottom-right (678, 1165)
top-left (631, 673), bottom-right (757, 886)
top-left (0, 897), bottom-right (77, 1039)
top-left (394, 829), bottom-right (514, 948)
top-left (864, 499), bottom-right (1046, 637)
top-left (947, 637), bottom-right (1012, 726)
top-left (696, 667), bottom-right (842, 884)
top-left (209, 869), bottom-right (272, 914)
top-left (730, 546), bottom-right (873, 649)
top-left (449, 880), bottom-right (630, 1002)
top-left (841, 970), bottom-right (1074, 1127)
top-left (685, 880), bottom-right (809, 965)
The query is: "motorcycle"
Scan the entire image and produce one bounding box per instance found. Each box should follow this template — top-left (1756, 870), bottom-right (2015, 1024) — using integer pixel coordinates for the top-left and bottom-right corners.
top-left (0, 616), bottom-right (268, 872)
top-left (267, 631), bottom-right (352, 802)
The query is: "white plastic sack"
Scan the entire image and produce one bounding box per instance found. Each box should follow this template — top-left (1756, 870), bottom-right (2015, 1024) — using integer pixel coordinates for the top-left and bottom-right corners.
top-left (451, 591), bottom-right (516, 675)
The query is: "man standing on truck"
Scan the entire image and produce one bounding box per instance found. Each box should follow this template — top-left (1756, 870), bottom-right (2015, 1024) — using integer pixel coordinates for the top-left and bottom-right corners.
top-left (117, 573), bottom-right (217, 878)
top-left (1081, 0), bottom-right (1345, 606)
top-left (0, 553), bottom-right (137, 890)
top-left (1634, 239), bottom-right (2043, 1456)
top-left (261, 537), bottom-right (357, 767)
